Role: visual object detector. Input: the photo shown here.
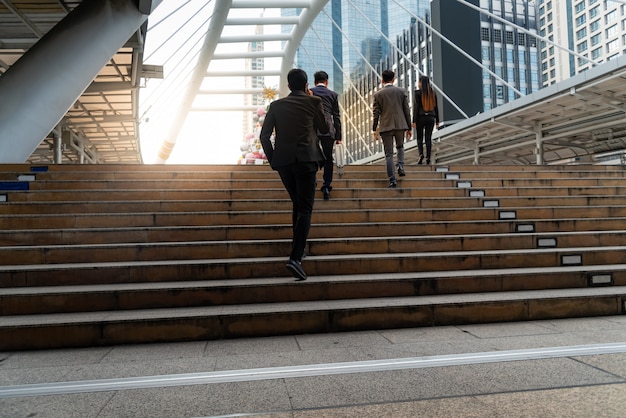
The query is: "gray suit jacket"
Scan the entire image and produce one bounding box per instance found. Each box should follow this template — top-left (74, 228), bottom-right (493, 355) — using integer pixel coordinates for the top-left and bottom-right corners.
top-left (372, 84), bottom-right (411, 133)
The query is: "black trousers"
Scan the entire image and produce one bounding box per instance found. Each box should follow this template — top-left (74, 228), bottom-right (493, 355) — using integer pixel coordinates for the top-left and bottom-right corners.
top-left (319, 135), bottom-right (335, 189)
top-left (416, 114), bottom-right (436, 159)
top-left (277, 162), bottom-right (318, 262)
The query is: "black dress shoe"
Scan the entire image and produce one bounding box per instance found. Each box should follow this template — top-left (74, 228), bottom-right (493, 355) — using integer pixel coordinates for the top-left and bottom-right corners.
top-left (323, 188), bottom-right (330, 200)
top-left (417, 155), bottom-right (424, 165)
top-left (388, 181), bottom-right (397, 188)
top-left (398, 167), bottom-right (405, 177)
top-left (286, 259), bottom-right (307, 281)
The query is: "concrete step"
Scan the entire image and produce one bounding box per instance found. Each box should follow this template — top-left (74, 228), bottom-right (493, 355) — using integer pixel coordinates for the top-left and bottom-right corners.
top-left (442, 164), bottom-right (626, 173)
top-left (441, 171), bottom-right (626, 179)
top-left (8, 176), bottom-right (626, 190)
top-left (2, 265), bottom-right (624, 316)
top-left (2, 205), bottom-right (626, 229)
top-left (1, 246), bottom-right (625, 287)
top-left (2, 217), bottom-right (625, 246)
top-left (4, 195), bottom-right (626, 215)
top-left (1, 286), bottom-right (624, 350)
top-left (2, 231), bottom-right (626, 265)
top-left (4, 184), bottom-right (626, 203)
top-left (1, 163), bottom-right (621, 173)
top-left (1, 163), bottom-right (625, 351)
top-left (2, 186), bottom-right (470, 202)
top-left (0, 194), bottom-right (623, 215)
top-left (0, 167), bottom-right (626, 190)
top-left (3, 173), bottom-right (626, 193)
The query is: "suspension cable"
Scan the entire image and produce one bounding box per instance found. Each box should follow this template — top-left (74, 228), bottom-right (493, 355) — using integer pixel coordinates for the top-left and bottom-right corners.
top-left (389, 0), bottom-right (523, 100)
top-left (345, 0), bottom-right (469, 118)
top-left (306, 25), bottom-right (374, 155)
top-left (144, 0), bottom-right (213, 63)
top-left (453, 0), bottom-right (601, 67)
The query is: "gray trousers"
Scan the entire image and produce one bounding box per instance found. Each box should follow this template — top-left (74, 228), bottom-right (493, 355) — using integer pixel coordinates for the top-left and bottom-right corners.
top-left (381, 130), bottom-right (405, 182)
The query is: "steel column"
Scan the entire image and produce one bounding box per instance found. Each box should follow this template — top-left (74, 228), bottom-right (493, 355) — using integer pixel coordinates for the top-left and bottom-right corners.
top-left (0, 0), bottom-right (162, 163)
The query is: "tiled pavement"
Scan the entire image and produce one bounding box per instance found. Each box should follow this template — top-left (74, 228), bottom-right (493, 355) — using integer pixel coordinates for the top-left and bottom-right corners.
top-left (1, 315), bottom-right (626, 417)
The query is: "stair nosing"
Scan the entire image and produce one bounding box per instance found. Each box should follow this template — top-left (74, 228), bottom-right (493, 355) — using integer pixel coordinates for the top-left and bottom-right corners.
top-left (1, 264), bottom-right (625, 295)
top-left (2, 286), bottom-right (626, 327)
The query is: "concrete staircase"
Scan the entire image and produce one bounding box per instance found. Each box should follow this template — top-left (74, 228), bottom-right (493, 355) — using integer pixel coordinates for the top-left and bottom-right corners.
top-left (0, 163), bottom-right (625, 350)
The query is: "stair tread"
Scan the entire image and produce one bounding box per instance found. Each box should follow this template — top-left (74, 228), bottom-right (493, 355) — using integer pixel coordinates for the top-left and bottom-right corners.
top-left (2, 264), bottom-right (625, 295)
top-left (2, 163), bottom-right (625, 349)
top-left (2, 286), bottom-right (625, 327)
top-left (2, 229), bottom-right (625, 249)
top-left (1, 246), bottom-right (625, 271)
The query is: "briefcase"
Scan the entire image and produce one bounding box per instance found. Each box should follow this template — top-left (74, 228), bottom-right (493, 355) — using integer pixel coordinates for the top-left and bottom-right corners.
top-left (335, 142), bottom-right (346, 176)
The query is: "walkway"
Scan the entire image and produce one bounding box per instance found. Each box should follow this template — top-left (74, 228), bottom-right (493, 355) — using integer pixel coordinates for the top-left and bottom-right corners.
top-left (1, 316), bottom-right (625, 417)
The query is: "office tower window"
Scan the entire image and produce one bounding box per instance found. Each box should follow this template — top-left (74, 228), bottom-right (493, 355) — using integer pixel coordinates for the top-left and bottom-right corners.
top-left (481, 27), bottom-right (490, 41)
top-left (494, 47), bottom-right (502, 61)
top-left (507, 67), bottom-right (515, 81)
top-left (591, 33), bottom-right (602, 45)
top-left (606, 10), bottom-right (617, 24)
top-left (574, 1), bottom-right (584, 14)
top-left (506, 31), bottom-right (514, 44)
top-left (591, 47), bottom-right (602, 59)
top-left (606, 24), bottom-right (618, 37)
top-left (494, 29), bottom-right (502, 42)
top-left (590, 19), bottom-right (600, 31)
top-left (482, 46), bottom-right (490, 60)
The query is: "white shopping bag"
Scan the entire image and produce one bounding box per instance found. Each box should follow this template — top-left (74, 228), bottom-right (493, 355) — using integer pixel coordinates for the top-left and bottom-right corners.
top-left (335, 142), bottom-right (346, 176)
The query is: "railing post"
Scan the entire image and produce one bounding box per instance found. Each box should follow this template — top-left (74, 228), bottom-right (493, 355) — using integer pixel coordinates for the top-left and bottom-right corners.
top-left (535, 128), bottom-right (544, 165)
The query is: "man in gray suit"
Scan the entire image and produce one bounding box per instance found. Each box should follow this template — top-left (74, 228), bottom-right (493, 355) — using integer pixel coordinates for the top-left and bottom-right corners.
top-left (372, 69), bottom-right (412, 188)
top-left (260, 69), bottom-right (328, 281)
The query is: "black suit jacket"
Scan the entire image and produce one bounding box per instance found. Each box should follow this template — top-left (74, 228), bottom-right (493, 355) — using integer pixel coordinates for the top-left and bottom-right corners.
top-left (260, 91), bottom-right (328, 169)
top-left (310, 84), bottom-right (341, 140)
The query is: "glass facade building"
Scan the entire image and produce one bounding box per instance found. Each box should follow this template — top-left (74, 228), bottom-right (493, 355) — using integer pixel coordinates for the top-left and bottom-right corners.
top-left (476, 0), bottom-right (540, 111)
top-left (284, 1), bottom-right (541, 164)
top-left (283, 1), bottom-right (430, 92)
top-left (539, 0), bottom-right (626, 85)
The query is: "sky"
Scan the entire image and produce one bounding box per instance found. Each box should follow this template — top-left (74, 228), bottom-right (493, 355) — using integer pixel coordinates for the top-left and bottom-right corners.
top-left (139, 1), bottom-right (281, 165)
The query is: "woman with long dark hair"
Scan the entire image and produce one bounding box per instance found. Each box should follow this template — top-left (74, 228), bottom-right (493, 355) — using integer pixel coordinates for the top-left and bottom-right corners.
top-left (412, 76), bottom-right (439, 164)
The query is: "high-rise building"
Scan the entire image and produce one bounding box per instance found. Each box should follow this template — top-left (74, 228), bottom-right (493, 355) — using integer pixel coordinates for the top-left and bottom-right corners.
top-left (539, 0), bottom-right (626, 86)
top-left (283, 1), bottom-right (342, 91)
top-left (431, 0), bottom-right (540, 122)
top-left (243, 23), bottom-right (265, 138)
top-left (283, 1), bottom-right (541, 162)
top-left (283, 1), bottom-right (430, 92)
top-left (339, 0), bottom-right (541, 163)
top-left (280, 1), bottom-right (431, 163)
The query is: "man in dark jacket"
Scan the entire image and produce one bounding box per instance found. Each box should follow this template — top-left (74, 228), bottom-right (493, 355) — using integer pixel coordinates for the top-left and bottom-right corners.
top-left (260, 68), bottom-right (328, 281)
top-left (310, 70), bottom-right (342, 200)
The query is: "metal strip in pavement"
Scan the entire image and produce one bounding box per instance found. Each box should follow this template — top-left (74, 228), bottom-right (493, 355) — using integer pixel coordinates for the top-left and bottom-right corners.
top-left (2, 342), bottom-right (626, 399)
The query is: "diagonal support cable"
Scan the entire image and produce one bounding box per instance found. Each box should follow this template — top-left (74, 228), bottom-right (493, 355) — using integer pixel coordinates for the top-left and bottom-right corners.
top-left (344, 0), bottom-right (469, 118)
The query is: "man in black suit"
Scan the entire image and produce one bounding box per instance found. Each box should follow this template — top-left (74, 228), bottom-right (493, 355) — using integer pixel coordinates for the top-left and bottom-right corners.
top-left (260, 69), bottom-right (328, 281)
top-left (310, 70), bottom-right (342, 200)
top-left (372, 69), bottom-right (412, 188)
